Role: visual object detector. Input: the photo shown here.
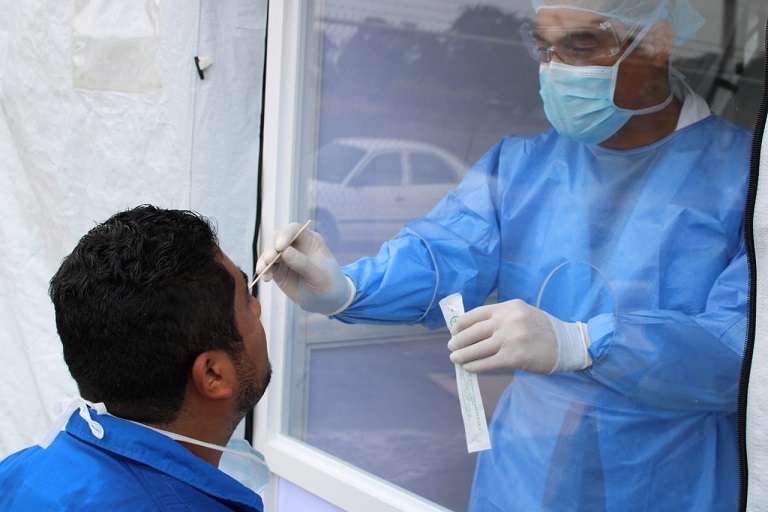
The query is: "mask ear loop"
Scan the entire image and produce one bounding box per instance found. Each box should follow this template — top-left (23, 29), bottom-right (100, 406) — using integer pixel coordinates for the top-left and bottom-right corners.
top-left (609, 23), bottom-right (675, 115)
top-left (125, 420), bottom-right (267, 464)
top-left (41, 397), bottom-right (267, 466)
top-left (39, 398), bottom-right (107, 448)
top-left (77, 401), bottom-right (106, 439)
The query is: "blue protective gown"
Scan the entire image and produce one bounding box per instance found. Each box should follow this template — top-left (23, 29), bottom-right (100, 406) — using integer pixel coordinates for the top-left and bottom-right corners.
top-left (0, 409), bottom-right (264, 511)
top-left (336, 115), bottom-right (750, 511)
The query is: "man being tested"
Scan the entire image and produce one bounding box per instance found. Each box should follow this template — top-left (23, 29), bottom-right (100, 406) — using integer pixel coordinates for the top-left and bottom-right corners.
top-left (258, 0), bottom-right (749, 510)
top-left (0, 206), bottom-right (270, 511)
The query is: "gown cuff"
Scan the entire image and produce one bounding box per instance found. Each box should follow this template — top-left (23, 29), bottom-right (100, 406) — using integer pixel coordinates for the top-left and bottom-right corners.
top-left (586, 313), bottom-right (616, 362)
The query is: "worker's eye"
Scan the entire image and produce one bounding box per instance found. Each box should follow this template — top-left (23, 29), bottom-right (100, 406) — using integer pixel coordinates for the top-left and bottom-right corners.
top-left (564, 31), bottom-right (601, 47)
top-left (561, 34), bottom-right (600, 52)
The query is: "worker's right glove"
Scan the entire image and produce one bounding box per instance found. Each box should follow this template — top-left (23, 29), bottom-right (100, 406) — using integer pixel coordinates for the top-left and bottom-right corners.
top-left (255, 223), bottom-right (356, 316)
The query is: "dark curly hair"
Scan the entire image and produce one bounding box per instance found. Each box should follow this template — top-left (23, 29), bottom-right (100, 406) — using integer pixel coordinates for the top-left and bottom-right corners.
top-left (49, 205), bottom-right (242, 423)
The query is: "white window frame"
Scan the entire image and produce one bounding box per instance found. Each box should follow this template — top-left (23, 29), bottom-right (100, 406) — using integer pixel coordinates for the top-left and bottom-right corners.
top-left (254, 1), bottom-right (452, 511)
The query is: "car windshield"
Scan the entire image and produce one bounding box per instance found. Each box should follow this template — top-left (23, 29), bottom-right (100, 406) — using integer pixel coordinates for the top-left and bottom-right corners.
top-left (316, 142), bottom-right (366, 183)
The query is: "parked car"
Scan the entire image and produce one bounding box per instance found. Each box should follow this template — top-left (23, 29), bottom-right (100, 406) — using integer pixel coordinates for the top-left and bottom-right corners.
top-left (310, 138), bottom-right (467, 252)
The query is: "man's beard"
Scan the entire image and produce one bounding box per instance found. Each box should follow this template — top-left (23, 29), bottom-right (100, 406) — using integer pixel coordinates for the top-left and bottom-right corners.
top-left (234, 355), bottom-right (272, 420)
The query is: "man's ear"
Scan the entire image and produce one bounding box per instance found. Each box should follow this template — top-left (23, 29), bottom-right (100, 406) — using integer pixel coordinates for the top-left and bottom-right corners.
top-left (190, 350), bottom-right (236, 400)
top-left (645, 21), bottom-right (673, 67)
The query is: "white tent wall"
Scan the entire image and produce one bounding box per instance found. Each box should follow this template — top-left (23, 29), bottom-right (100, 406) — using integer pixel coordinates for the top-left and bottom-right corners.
top-left (0, 0), bottom-right (265, 458)
top-left (190, 0), bottom-right (265, 274)
top-left (749, 99), bottom-right (768, 510)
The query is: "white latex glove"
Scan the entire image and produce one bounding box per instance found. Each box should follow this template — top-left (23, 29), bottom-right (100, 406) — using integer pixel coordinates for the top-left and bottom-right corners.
top-left (255, 223), bottom-right (355, 315)
top-left (447, 299), bottom-right (592, 374)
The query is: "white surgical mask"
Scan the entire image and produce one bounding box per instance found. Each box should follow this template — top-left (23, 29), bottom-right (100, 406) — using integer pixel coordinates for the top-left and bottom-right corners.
top-left (538, 24), bottom-right (673, 144)
top-left (41, 398), bottom-right (270, 494)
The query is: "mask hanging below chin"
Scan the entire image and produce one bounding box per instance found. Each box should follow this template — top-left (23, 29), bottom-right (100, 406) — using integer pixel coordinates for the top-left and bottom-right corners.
top-left (135, 418), bottom-right (271, 495)
top-left (218, 437), bottom-right (271, 494)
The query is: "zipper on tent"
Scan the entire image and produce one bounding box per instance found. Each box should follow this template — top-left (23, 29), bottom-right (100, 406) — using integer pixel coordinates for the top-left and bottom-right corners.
top-left (738, 18), bottom-right (768, 512)
top-left (247, 0), bottom-right (271, 448)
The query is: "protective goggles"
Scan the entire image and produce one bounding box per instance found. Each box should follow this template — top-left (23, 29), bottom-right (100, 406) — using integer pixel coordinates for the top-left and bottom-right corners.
top-left (520, 20), bottom-right (640, 66)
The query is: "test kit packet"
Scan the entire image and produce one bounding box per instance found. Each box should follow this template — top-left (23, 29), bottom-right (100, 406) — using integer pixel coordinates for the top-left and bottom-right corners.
top-left (439, 293), bottom-right (492, 453)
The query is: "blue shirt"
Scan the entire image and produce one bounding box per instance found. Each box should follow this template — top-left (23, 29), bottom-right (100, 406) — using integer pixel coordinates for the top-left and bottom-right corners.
top-left (0, 409), bottom-right (264, 511)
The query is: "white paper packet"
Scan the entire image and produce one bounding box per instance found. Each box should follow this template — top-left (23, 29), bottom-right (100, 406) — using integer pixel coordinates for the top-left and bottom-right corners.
top-left (439, 293), bottom-right (491, 453)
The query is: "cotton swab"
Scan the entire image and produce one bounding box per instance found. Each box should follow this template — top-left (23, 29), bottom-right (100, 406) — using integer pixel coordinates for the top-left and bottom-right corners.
top-left (250, 219), bottom-right (313, 289)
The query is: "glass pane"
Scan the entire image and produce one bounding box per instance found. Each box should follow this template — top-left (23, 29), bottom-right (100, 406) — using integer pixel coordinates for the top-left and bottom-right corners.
top-left (409, 152), bottom-right (459, 184)
top-left (286, 1), bottom-right (765, 510)
top-left (348, 153), bottom-right (402, 187)
top-left (316, 142), bottom-right (367, 183)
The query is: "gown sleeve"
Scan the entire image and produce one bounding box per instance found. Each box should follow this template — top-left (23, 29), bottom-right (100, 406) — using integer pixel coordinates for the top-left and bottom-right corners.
top-left (585, 239), bottom-right (748, 412)
top-left (333, 141), bottom-right (505, 329)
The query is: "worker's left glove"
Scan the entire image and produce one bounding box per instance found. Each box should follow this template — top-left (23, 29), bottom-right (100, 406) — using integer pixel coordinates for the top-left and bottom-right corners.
top-left (447, 299), bottom-right (592, 374)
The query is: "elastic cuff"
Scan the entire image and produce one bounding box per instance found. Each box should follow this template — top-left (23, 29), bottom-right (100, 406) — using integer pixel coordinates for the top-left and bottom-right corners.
top-left (586, 313), bottom-right (615, 362)
top-left (406, 231), bottom-right (440, 324)
top-left (577, 322), bottom-right (593, 369)
top-left (547, 313), bottom-right (592, 373)
top-left (328, 275), bottom-right (356, 316)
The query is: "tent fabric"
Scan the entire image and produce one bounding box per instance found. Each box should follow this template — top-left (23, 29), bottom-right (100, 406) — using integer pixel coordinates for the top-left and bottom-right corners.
top-left (749, 102), bottom-right (768, 511)
top-left (0, 0), bottom-right (264, 458)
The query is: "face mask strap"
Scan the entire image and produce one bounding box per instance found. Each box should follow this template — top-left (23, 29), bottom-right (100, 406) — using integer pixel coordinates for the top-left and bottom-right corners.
top-left (43, 396), bottom-right (264, 465)
top-left (134, 422), bottom-right (266, 464)
top-left (77, 402), bottom-right (106, 439)
top-left (608, 22), bottom-right (649, 80)
top-left (39, 397), bottom-right (107, 448)
top-left (610, 23), bottom-right (674, 116)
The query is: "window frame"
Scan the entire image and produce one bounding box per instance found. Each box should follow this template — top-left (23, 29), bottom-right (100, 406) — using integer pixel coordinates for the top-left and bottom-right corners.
top-left (254, 2), bottom-right (452, 511)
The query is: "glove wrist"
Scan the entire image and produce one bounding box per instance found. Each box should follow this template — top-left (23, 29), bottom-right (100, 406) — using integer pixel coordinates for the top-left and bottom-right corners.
top-left (328, 275), bottom-right (356, 316)
top-left (298, 265), bottom-right (355, 316)
top-left (546, 313), bottom-right (592, 373)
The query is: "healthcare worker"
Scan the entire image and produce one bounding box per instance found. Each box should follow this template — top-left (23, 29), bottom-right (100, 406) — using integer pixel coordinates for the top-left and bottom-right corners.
top-left (257, 0), bottom-right (750, 509)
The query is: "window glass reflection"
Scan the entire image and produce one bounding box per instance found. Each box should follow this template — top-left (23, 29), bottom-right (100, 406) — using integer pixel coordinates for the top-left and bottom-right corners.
top-left (285, 1), bottom-right (767, 510)
top-left (316, 142), bottom-right (366, 184)
top-left (409, 153), bottom-right (459, 185)
top-left (348, 153), bottom-right (403, 187)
